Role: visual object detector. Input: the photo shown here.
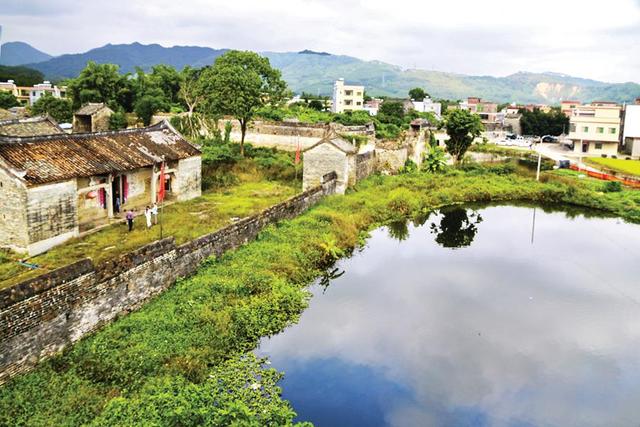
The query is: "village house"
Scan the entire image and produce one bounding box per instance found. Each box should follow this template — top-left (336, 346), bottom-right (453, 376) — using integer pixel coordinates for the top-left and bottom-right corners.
top-left (0, 121), bottom-right (201, 255)
top-left (331, 78), bottom-right (364, 113)
top-left (73, 103), bottom-right (114, 133)
top-left (622, 99), bottom-right (640, 158)
top-left (410, 97), bottom-right (442, 117)
top-left (0, 80), bottom-right (67, 106)
top-left (459, 97), bottom-right (504, 131)
top-left (0, 116), bottom-right (65, 136)
top-left (567, 102), bottom-right (622, 156)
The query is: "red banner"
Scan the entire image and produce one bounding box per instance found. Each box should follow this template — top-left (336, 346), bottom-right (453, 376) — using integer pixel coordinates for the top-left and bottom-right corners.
top-left (157, 163), bottom-right (166, 202)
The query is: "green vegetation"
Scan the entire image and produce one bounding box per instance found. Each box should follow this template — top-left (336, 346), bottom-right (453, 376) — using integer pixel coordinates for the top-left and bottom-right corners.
top-left (29, 93), bottom-right (73, 122)
top-left (442, 109), bottom-right (484, 162)
top-left (0, 91), bottom-right (19, 109)
top-left (519, 107), bottom-right (569, 136)
top-left (200, 51), bottom-right (288, 155)
top-left (469, 143), bottom-right (533, 156)
top-left (0, 64), bottom-right (45, 87)
top-left (585, 157), bottom-right (640, 177)
top-left (408, 87), bottom-right (428, 100)
top-left (2, 165), bottom-right (640, 425)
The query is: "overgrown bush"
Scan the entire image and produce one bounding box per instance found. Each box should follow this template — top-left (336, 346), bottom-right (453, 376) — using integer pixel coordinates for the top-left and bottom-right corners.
top-left (603, 181), bottom-right (622, 193)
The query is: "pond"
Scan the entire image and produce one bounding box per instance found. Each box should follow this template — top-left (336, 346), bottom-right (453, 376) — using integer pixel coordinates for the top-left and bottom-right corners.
top-left (257, 204), bottom-right (640, 427)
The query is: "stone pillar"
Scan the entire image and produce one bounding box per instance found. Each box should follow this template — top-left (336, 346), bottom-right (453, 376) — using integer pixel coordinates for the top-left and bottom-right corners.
top-left (106, 175), bottom-right (114, 218)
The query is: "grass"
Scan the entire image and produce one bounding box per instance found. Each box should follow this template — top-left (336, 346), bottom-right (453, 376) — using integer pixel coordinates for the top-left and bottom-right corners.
top-left (585, 157), bottom-right (640, 177)
top-left (0, 181), bottom-right (296, 289)
top-left (1, 167), bottom-right (640, 425)
top-left (469, 143), bottom-right (534, 156)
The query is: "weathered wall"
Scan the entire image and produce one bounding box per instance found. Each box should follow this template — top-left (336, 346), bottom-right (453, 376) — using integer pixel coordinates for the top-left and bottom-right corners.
top-left (92, 109), bottom-right (112, 133)
top-left (175, 156), bottom-right (202, 201)
top-left (0, 164), bottom-right (28, 251)
top-left (0, 175), bottom-right (337, 384)
top-left (376, 147), bottom-right (408, 173)
top-left (303, 144), bottom-right (349, 194)
top-left (354, 151), bottom-right (376, 183)
top-left (26, 180), bottom-right (79, 256)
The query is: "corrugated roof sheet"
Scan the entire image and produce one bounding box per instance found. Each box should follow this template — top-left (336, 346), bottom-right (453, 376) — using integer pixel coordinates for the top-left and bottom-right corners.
top-left (0, 116), bottom-right (65, 137)
top-left (0, 121), bottom-right (200, 186)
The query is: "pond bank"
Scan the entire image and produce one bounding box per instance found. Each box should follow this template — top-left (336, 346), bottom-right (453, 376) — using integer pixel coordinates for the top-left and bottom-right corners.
top-left (1, 168), bottom-right (639, 426)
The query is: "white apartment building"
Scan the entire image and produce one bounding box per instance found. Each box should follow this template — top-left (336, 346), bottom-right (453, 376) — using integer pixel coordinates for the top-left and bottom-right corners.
top-left (411, 98), bottom-right (442, 116)
top-left (622, 102), bottom-right (640, 158)
top-left (331, 78), bottom-right (364, 113)
top-left (0, 80), bottom-right (67, 106)
top-left (568, 103), bottom-right (622, 156)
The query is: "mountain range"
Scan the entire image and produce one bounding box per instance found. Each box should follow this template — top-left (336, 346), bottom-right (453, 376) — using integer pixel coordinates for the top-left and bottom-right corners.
top-left (2, 41), bottom-right (639, 104)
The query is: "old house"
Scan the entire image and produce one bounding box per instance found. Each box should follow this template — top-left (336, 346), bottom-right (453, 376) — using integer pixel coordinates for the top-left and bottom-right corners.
top-left (73, 103), bottom-right (114, 133)
top-left (0, 116), bottom-right (65, 137)
top-left (0, 121), bottom-right (201, 255)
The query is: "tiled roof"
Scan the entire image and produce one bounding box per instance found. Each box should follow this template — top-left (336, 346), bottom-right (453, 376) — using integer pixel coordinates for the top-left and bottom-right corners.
top-left (75, 103), bottom-right (112, 116)
top-left (0, 109), bottom-right (13, 120)
top-left (0, 116), bottom-right (65, 137)
top-left (305, 134), bottom-right (357, 154)
top-left (0, 121), bottom-right (200, 186)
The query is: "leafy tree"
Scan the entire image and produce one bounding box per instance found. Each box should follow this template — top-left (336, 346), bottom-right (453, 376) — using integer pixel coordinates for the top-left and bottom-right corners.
top-left (0, 91), bottom-right (19, 109)
top-left (430, 208), bottom-right (483, 248)
top-left (377, 101), bottom-right (405, 126)
top-left (422, 144), bottom-right (447, 173)
top-left (201, 50), bottom-right (287, 156)
top-left (520, 107), bottom-right (569, 136)
top-left (442, 109), bottom-right (484, 162)
top-left (134, 92), bottom-right (168, 126)
top-left (148, 64), bottom-right (182, 105)
top-left (30, 93), bottom-right (73, 122)
top-left (67, 62), bottom-right (127, 110)
top-left (408, 87), bottom-right (428, 100)
top-left (108, 110), bottom-right (128, 130)
top-left (308, 99), bottom-right (324, 111)
top-left (179, 66), bottom-right (206, 115)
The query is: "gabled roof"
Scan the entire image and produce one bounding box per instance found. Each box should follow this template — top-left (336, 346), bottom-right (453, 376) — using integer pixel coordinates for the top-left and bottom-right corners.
top-left (0, 116), bottom-right (65, 137)
top-left (0, 121), bottom-right (200, 186)
top-left (75, 103), bottom-right (113, 116)
top-left (304, 134), bottom-right (357, 154)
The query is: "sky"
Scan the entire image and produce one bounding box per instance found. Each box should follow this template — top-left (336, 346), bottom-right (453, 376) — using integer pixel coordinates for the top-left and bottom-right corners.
top-left (1, 0), bottom-right (639, 83)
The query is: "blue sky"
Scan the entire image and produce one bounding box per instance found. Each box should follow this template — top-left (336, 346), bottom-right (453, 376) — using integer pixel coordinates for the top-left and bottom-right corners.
top-left (1, 0), bottom-right (639, 83)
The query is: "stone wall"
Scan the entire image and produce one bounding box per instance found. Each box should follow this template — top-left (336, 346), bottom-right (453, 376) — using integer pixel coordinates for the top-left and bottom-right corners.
top-left (26, 180), bottom-right (78, 256)
top-left (0, 164), bottom-right (28, 251)
top-left (354, 151), bottom-right (376, 182)
top-left (303, 144), bottom-right (350, 194)
top-left (376, 147), bottom-right (409, 173)
top-left (0, 174), bottom-right (337, 384)
top-left (175, 156), bottom-right (202, 201)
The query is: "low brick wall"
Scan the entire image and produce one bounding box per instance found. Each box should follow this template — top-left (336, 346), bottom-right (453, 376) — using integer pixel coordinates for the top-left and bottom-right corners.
top-left (0, 174), bottom-right (337, 384)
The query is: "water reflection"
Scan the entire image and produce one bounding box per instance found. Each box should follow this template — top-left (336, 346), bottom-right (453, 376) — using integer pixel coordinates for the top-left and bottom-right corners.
top-left (430, 207), bottom-right (483, 248)
top-left (257, 205), bottom-right (640, 427)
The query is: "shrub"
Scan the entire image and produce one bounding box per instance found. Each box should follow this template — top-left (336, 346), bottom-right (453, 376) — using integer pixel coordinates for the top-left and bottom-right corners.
top-left (603, 181), bottom-right (622, 192)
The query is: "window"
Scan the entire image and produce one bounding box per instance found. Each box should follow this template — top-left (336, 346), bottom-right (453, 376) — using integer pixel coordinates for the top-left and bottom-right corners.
top-left (345, 100), bottom-right (352, 106)
top-left (356, 101), bottom-right (362, 106)
top-left (345, 90), bottom-right (353, 96)
top-left (596, 127), bottom-right (604, 133)
top-left (595, 143), bottom-right (603, 149)
top-left (582, 126), bottom-right (589, 133)
top-left (356, 92), bottom-right (362, 96)
top-left (570, 124), bottom-right (576, 132)
top-left (609, 128), bottom-right (617, 134)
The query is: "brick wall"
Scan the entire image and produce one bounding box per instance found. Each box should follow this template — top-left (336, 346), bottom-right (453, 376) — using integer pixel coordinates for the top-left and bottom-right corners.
top-left (0, 174), bottom-right (337, 384)
top-left (0, 165), bottom-right (28, 250)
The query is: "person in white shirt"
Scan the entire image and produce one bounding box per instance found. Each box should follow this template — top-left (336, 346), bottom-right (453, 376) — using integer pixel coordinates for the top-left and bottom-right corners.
top-left (144, 206), bottom-right (152, 229)
top-left (151, 203), bottom-right (159, 225)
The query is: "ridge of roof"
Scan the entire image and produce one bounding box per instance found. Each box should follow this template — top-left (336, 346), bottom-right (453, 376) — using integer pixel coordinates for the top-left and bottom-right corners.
top-left (304, 132), bottom-right (357, 154)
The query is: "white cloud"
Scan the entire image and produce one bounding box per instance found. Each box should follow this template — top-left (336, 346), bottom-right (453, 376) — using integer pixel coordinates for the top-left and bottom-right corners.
top-left (1, 0), bottom-right (639, 82)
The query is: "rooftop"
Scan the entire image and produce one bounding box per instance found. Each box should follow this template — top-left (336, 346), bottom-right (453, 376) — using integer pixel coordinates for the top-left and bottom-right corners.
top-left (0, 116), bottom-right (65, 137)
top-left (305, 134), bottom-right (357, 154)
top-left (0, 121), bottom-right (200, 186)
top-left (75, 103), bottom-right (112, 116)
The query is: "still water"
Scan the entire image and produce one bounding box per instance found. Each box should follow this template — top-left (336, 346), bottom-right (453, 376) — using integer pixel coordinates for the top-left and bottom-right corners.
top-left (257, 204), bottom-right (640, 427)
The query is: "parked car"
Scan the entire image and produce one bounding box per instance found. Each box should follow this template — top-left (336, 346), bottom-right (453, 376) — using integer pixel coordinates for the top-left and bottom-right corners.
top-left (506, 134), bottom-right (517, 140)
top-left (541, 135), bottom-right (559, 143)
top-left (558, 160), bottom-right (571, 169)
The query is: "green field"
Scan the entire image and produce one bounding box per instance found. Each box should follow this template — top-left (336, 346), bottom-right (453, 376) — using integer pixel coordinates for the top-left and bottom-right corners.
top-left (586, 157), bottom-right (640, 177)
top-left (2, 166), bottom-right (640, 426)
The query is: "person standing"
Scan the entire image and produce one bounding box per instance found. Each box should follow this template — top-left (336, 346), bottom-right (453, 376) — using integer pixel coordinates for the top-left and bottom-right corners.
top-left (126, 209), bottom-right (134, 232)
top-left (151, 202), bottom-right (159, 225)
top-left (145, 206), bottom-right (152, 229)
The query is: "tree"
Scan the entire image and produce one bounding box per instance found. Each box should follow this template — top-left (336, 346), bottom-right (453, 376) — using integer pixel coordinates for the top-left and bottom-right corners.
top-left (30, 93), bottom-right (73, 123)
top-left (377, 101), bottom-right (405, 126)
top-left (0, 91), bottom-right (19, 109)
top-left (409, 87), bottom-right (428, 100)
top-left (442, 109), bottom-right (484, 162)
top-left (308, 99), bottom-right (324, 111)
top-left (67, 62), bottom-right (127, 110)
top-left (430, 208), bottom-right (483, 248)
top-left (520, 107), bottom-right (569, 136)
top-left (148, 64), bottom-right (182, 105)
top-left (134, 93), bottom-right (168, 126)
top-left (179, 66), bottom-right (206, 115)
top-left (108, 110), bottom-right (128, 130)
top-left (201, 50), bottom-right (287, 156)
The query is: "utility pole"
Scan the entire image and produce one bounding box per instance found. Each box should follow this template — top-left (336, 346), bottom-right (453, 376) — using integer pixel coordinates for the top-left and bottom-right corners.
top-left (536, 152), bottom-right (542, 181)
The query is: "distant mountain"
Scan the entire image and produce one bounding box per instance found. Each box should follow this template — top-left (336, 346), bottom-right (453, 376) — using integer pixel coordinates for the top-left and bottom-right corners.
top-left (13, 41), bottom-right (640, 104)
top-left (0, 42), bottom-right (52, 66)
top-left (27, 42), bottom-right (227, 80)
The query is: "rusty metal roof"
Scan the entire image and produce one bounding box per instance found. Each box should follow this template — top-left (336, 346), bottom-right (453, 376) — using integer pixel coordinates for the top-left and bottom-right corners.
top-left (0, 116), bottom-right (65, 137)
top-left (0, 121), bottom-right (200, 186)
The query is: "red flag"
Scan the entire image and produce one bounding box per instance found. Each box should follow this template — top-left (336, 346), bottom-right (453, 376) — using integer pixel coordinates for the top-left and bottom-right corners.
top-left (295, 142), bottom-right (301, 165)
top-left (157, 162), bottom-right (166, 202)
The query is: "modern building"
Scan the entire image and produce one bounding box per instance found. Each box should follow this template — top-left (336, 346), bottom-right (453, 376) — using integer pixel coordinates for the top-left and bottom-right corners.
top-left (73, 103), bottom-right (114, 133)
top-left (0, 121), bottom-right (201, 255)
top-left (410, 98), bottom-right (442, 116)
top-left (363, 98), bottom-right (383, 116)
top-left (331, 78), bottom-right (364, 113)
top-left (460, 97), bottom-right (503, 130)
top-left (0, 116), bottom-right (65, 137)
top-left (622, 101), bottom-right (640, 158)
top-left (567, 103), bottom-right (622, 156)
top-left (0, 80), bottom-right (67, 106)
